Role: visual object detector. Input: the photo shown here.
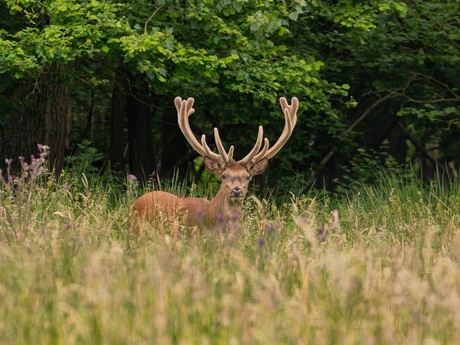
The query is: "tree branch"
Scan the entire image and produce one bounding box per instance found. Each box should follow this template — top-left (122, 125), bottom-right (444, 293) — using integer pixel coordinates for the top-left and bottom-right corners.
top-left (144, 5), bottom-right (164, 35)
top-left (299, 93), bottom-right (394, 193)
top-left (395, 120), bottom-right (445, 173)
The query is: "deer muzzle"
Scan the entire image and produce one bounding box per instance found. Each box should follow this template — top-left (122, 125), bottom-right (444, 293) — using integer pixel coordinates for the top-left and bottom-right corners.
top-left (229, 187), bottom-right (245, 203)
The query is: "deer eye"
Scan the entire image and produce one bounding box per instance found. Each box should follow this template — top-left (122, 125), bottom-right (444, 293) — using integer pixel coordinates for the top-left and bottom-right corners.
top-left (221, 174), bottom-right (227, 180)
top-left (245, 176), bottom-right (251, 181)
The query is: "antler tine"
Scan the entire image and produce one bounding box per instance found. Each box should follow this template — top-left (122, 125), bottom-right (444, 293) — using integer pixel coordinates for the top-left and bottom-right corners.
top-left (280, 97), bottom-right (299, 125)
top-left (251, 96), bottom-right (299, 163)
top-left (257, 137), bottom-right (269, 160)
top-left (201, 135), bottom-right (225, 163)
top-left (176, 97), bottom-right (207, 157)
top-left (175, 96), bottom-right (226, 165)
top-left (239, 126), bottom-right (265, 166)
top-left (214, 128), bottom-right (234, 165)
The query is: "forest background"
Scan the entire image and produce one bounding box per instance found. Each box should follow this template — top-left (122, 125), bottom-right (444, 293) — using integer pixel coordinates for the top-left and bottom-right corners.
top-left (1, 2), bottom-right (460, 343)
top-left (1, 0), bottom-right (459, 195)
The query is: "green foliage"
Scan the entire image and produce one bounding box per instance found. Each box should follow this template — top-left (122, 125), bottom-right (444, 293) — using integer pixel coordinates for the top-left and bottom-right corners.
top-left (295, 0), bottom-right (460, 189)
top-left (398, 104), bottom-right (460, 121)
top-left (0, 0), bottom-right (354, 101)
top-left (334, 142), bottom-right (407, 195)
top-left (1, 0), bottom-right (459, 193)
top-left (65, 140), bottom-right (104, 175)
top-left (332, 0), bottom-right (408, 30)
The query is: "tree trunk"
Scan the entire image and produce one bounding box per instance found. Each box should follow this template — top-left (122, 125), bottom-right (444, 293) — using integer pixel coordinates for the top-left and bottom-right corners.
top-left (160, 103), bottom-right (187, 178)
top-left (0, 64), bottom-right (71, 174)
top-left (126, 75), bottom-right (156, 183)
top-left (110, 69), bottom-right (128, 174)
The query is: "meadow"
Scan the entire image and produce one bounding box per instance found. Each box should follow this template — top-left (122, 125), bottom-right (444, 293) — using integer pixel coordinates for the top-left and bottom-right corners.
top-left (1, 164), bottom-right (459, 344)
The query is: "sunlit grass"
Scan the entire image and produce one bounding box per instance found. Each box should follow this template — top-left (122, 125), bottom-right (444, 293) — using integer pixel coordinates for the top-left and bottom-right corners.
top-left (1, 169), bottom-right (459, 344)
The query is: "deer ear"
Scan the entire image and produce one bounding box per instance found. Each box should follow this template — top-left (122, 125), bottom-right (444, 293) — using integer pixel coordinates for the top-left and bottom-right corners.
top-left (203, 156), bottom-right (224, 175)
top-left (249, 158), bottom-right (269, 176)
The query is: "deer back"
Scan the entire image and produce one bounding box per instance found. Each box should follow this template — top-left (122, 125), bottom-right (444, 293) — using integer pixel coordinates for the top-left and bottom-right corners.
top-left (130, 191), bottom-right (212, 232)
top-left (130, 191), bottom-right (180, 231)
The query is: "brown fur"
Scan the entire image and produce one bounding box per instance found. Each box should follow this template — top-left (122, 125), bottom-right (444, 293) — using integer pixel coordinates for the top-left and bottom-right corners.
top-left (129, 160), bottom-right (268, 234)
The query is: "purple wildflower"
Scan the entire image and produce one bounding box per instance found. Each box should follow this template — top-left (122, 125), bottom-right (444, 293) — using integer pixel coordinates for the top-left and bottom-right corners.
top-left (39, 145), bottom-right (50, 160)
top-left (257, 237), bottom-right (266, 245)
top-left (265, 224), bottom-right (276, 234)
top-left (316, 226), bottom-right (327, 242)
top-left (127, 174), bottom-right (138, 181)
top-left (4, 159), bottom-right (13, 183)
top-left (231, 212), bottom-right (242, 220)
top-left (265, 222), bottom-right (281, 235)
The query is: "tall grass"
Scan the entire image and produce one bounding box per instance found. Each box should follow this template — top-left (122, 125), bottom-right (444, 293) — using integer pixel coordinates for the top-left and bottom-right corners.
top-left (0, 166), bottom-right (459, 344)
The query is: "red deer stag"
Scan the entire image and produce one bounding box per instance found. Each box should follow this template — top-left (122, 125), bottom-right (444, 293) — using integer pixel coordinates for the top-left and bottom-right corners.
top-left (130, 96), bottom-right (299, 233)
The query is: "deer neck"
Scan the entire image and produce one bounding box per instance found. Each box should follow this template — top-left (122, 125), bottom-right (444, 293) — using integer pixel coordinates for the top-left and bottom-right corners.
top-left (206, 187), bottom-right (243, 229)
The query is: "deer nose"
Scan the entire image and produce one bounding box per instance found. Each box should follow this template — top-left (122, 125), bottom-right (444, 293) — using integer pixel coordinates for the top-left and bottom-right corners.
top-left (231, 187), bottom-right (242, 197)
